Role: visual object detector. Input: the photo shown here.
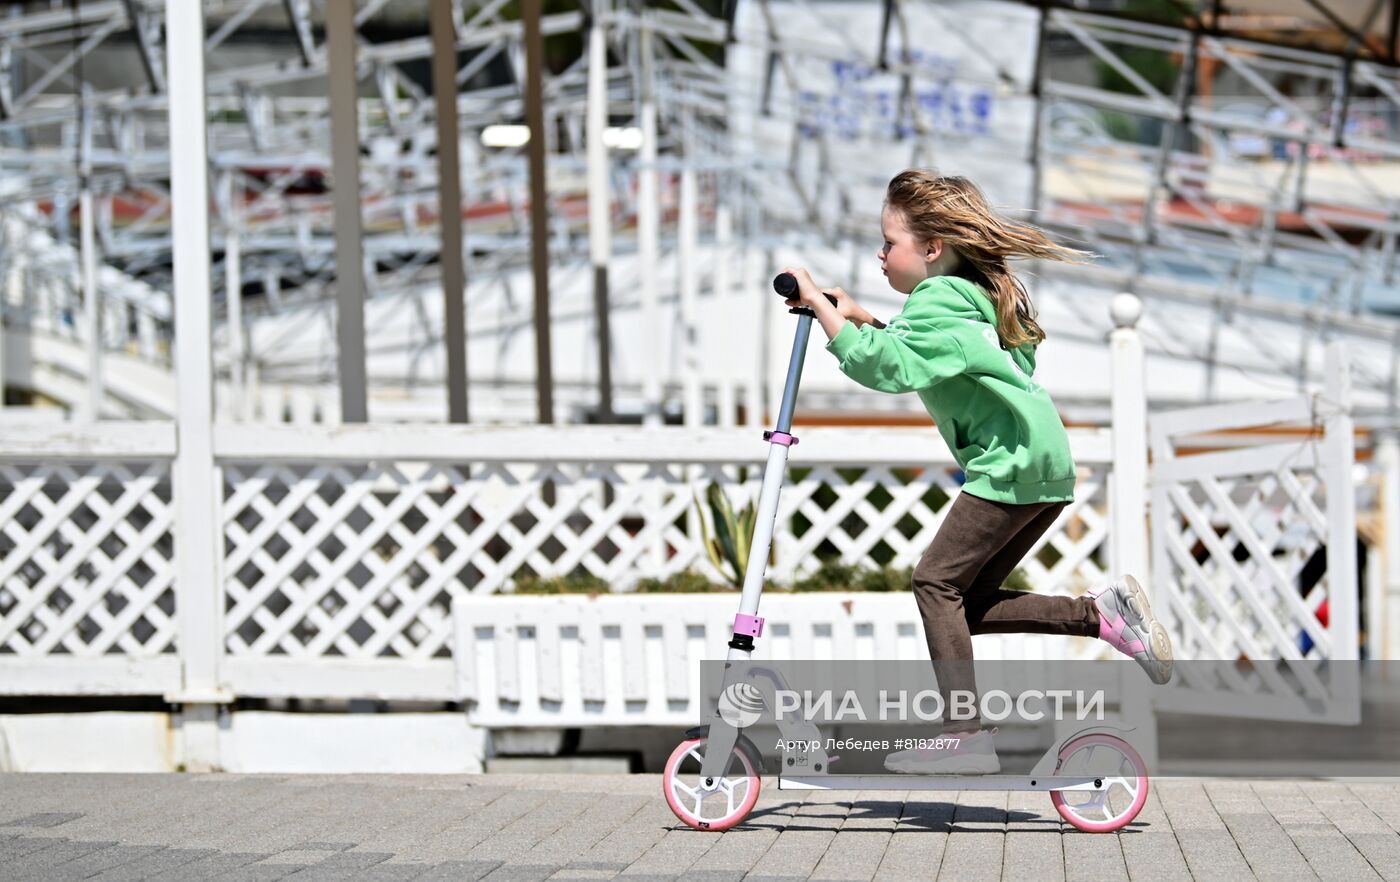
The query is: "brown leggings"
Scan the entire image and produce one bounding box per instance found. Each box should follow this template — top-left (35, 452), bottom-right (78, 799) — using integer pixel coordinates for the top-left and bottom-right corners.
top-left (912, 490), bottom-right (1101, 733)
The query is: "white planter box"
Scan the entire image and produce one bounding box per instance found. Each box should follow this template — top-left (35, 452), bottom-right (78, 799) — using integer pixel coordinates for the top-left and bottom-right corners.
top-left (452, 593), bottom-right (1100, 729)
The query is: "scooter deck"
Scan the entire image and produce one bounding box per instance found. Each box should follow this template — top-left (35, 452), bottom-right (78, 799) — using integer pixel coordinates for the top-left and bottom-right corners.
top-left (779, 775), bottom-right (1108, 792)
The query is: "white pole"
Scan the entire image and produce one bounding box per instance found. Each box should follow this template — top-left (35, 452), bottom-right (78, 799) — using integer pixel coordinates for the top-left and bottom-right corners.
top-left (1324, 343), bottom-right (1362, 727)
top-left (166, 0), bottom-right (228, 769)
top-left (677, 162), bottom-right (703, 554)
top-left (586, 14), bottom-right (610, 271)
top-left (715, 203), bottom-right (736, 428)
top-left (246, 359), bottom-right (262, 422)
top-left (223, 173), bottom-right (245, 422)
top-left (1379, 433), bottom-right (1400, 659)
top-left (1, 214), bottom-right (19, 405)
top-left (679, 164), bottom-right (701, 427)
top-left (637, 23), bottom-right (660, 427)
top-left (1324, 342), bottom-right (1360, 660)
top-left (1108, 292), bottom-right (1158, 766)
top-left (637, 23), bottom-right (667, 572)
top-left (79, 93), bottom-right (101, 421)
top-left (745, 224), bottom-right (764, 428)
top-left (137, 311), bottom-right (156, 362)
top-left (1109, 293), bottom-right (1150, 587)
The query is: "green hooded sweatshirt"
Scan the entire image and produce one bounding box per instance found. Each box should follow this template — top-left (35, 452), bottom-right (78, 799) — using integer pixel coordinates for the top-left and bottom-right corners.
top-left (824, 275), bottom-right (1076, 505)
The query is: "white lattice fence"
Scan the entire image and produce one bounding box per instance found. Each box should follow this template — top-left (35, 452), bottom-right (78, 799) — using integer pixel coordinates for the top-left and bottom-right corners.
top-left (1155, 463), bottom-right (1333, 661)
top-left (220, 460), bottom-right (478, 663)
top-left (0, 424), bottom-right (180, 694)
top-left (209, 425), bottom-right (1117, 699)
top-left (0, 423), bottom-right (1120, 700)
top-left (1149, 347), bottom-right (1362, 723)
top-left (779, 463), bottom-right (1111, 592)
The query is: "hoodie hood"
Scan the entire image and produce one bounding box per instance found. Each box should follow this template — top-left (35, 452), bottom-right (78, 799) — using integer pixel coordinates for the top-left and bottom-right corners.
top-left (910, 275), bottom-right (1037, 376)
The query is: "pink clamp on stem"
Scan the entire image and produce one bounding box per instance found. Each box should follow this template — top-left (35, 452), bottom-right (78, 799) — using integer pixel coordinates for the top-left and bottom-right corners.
top-left (764, 431), bottom-right (799, 447)
top-left (733, 613), bottom-right (765, 638)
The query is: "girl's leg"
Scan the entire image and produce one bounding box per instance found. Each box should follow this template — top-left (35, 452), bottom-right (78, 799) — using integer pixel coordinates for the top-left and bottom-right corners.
top-left (966, 504), bottom-right (1173, 683)
top-left (964, 501), bottom-right (1101, 638)
top-left (911, 491), bottom-right (1069, 732)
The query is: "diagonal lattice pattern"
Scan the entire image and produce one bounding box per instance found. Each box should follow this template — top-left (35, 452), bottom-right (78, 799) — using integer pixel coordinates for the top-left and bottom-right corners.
top-left (220, 458), bottom-right (1114, 663)
top-left (1157, 468), bottom-right (1331, 664)
top-left (0, 461), bottom-right (176, 657)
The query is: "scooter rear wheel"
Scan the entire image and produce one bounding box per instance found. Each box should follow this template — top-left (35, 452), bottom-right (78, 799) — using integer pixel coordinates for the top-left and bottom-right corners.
top-left (662, 736), bottom-right (762, 831)
top-left (1049, 733), bottom-right (1149, 833)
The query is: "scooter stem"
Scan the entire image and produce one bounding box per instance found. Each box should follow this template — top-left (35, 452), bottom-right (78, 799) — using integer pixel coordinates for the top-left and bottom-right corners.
top-left (699, 278), bottom-right (816, 781)
top-left (725, 280), bottom-right (816, 662)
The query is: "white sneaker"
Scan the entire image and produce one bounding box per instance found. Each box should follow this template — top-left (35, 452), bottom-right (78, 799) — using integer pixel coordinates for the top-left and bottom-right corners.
top-left (883, 729), bottom-right (1000, 775)
top-left (1091, 575), bottom-right (1174, 685)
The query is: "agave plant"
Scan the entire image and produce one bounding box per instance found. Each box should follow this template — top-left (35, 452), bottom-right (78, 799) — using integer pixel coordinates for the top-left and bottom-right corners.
top-left (694, 484), bottom-right (770, 586)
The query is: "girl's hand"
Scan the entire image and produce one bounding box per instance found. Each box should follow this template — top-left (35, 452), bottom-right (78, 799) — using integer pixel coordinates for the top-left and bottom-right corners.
top-left (782, 267), bottom-right (872, 325)
top-left (780, 266), bottom-right (827, 311)
top-left (822, 287), bottom-right (863, 322)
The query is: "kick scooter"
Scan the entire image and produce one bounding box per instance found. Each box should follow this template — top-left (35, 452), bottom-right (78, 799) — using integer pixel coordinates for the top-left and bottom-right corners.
top-left (660, 273), bottom-right (1150, 834)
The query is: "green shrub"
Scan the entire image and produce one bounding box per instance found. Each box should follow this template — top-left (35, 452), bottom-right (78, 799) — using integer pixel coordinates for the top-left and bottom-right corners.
top-left (511, 572), bottom-right (610, 594)
top-left (792, 562), bottom-right (1033, 593)
top-left (633, 569), bottom-right (785, 594)
top-left (632, 569), bottom-right (730, 594)
top-left (695, 484), bottom-right (768, 586)
top-left (793, 562), bottom-right (911, 592)
top-left (856, 566), bottom-right (913, 592)
top-left (1004, 567), bottom-right (1034, 593)
top-left (507, 564), bottom-right (1033, 595)
top-left (792, 560), bottom-right (861, 592)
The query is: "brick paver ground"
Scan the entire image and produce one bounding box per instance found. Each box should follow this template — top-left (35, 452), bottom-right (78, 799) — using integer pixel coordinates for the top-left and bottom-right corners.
top-left (3, 774), bottom-right (1399, 880)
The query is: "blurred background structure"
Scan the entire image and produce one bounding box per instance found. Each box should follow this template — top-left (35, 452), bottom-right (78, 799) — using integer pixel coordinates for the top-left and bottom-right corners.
top-left (0, 0), bottom-right (1397, 774)
top-left (9, 0), bottom-right (1400, 423)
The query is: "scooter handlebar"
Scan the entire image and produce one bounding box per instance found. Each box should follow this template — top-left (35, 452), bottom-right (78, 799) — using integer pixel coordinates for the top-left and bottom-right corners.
top-left (773, 272), bottom-right (838, 307)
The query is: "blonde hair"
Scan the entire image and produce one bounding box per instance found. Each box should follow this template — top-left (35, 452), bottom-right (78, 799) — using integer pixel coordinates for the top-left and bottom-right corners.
top-left (884, 169), bottom-right (1088, 349)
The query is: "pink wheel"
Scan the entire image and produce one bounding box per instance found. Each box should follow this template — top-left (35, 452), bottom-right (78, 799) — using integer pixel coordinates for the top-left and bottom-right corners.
top-left (662, 736), bottom-right (762, 831)
top-left (1049, 733), bottom-right (1149, 833)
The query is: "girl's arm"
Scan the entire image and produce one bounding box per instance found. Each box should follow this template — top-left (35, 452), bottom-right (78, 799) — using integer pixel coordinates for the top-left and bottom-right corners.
top-left (810, 295), bottom-right (846, 341)
top-left (821, 287), bottom-right (885, 330)
top-left (856, 310), bottom-right (886, 330)
top-left (783, 267), bottom-right (967, 394)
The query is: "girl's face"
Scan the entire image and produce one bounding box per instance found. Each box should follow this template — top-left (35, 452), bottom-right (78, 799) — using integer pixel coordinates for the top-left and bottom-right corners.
top-left (878, 205), bottom-right (935, 295)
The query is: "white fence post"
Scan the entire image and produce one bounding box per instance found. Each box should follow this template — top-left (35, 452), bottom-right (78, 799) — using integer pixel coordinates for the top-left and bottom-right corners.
top-left (1378, 433), bottom-right (1400, 659)
top-left (1324, 343), bottom-right (1360, 660)
top-left (679, 163), bottom-right (701, 427)
top-left (1109, 293), bottom-right (1150, 589)
top-left (1107, 293), bottom-right (1156, 768)
top-left (637, 23), bottom-right (661, 428)
top-left (166, 0), bottom-right (231, 770)
top-left (0, 213), bottom-right (15, 403)
top-left (79, 99), bottom-right (102, 422)
top-left (715, 205), bottom-right (737, 429)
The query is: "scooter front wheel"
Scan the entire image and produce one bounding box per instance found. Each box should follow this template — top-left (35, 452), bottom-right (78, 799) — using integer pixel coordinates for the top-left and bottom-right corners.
top-left (662, 736), bottom-right (762, 831)
top-left (1049, 733), bottom-right (1149, 833)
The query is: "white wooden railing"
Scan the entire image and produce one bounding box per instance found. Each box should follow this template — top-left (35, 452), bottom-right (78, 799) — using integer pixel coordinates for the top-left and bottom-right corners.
top-left (0, 421), bottom-right (1117, 703)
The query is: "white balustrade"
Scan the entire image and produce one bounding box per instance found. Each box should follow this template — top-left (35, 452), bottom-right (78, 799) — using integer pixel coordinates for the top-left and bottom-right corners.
top-left (0, 423), bottom-right (1113, 701)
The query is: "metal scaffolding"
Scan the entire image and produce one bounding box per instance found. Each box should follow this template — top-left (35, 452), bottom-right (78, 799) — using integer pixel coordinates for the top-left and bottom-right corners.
top-left (2, 0), bottom-right (1400, 426)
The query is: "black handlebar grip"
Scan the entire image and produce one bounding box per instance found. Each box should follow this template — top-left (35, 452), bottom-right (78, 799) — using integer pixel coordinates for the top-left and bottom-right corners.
top-left (773, 272), bottom-right (838, 306)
